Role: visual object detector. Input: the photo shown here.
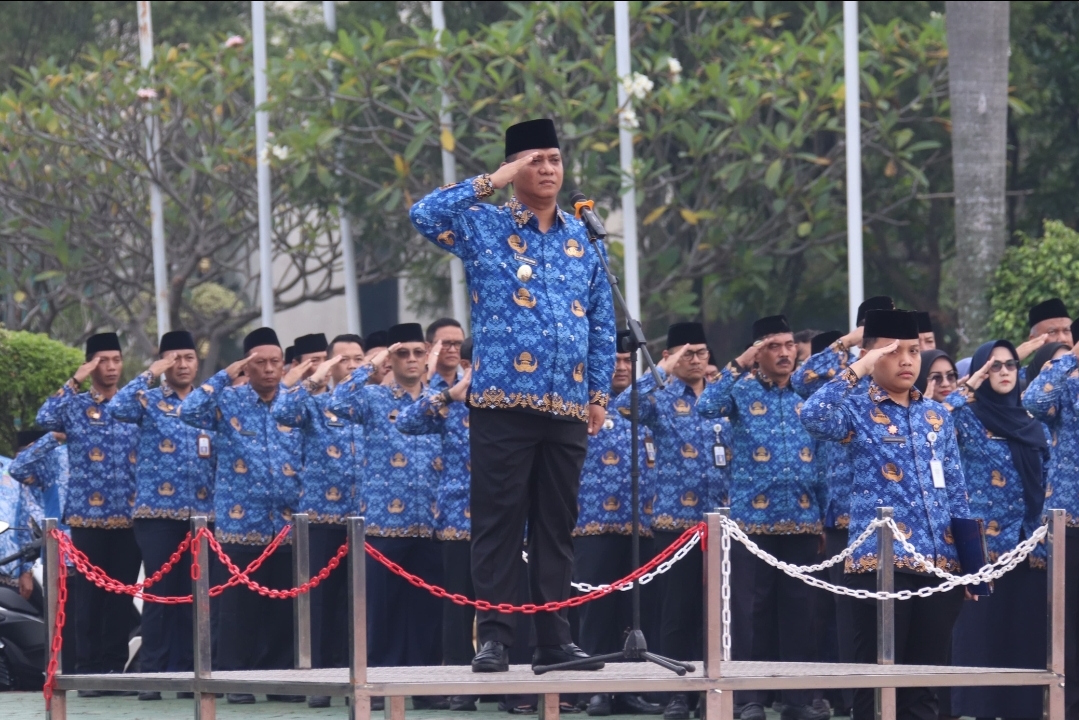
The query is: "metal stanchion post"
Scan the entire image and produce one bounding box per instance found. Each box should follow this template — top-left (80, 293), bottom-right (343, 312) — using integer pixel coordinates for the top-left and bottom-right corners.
top-left (1046, 508), bottom-right (1065, 719)
top-left (293, 513), bottom-right (312, 670)
top-left (704, 510), bottom-right (733, 719)
top-left (191, 516), bottom-right (215, 720)
top-left (45, 518), bottom-right (66, 720)
top-left (875, 507), bottom-right (896, 720)
top-left (348, 517), bottom-right (369, 720)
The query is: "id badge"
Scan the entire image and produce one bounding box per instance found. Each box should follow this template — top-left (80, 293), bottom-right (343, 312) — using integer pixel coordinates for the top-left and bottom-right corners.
top-left (713, 444), bottom-right (727, 468)
top-left (197, 433), bottom-right (212, 459)
top-left (930, 459), bottom-right (946, 489)
top-left (644, 439), bottom-right (656, 465)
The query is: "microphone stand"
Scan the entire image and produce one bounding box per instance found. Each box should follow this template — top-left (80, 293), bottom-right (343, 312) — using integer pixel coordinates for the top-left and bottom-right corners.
top-left (532, 219), bottom-right (695, 677)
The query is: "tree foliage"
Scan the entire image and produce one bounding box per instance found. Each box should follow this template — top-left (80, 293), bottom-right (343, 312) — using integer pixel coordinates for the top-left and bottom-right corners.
top-left (0, 330), bottom-right (83, 457)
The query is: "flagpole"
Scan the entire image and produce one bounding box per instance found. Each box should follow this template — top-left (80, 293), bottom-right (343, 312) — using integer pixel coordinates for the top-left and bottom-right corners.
top-left (252, 0), bottom-right (275, 328)
top-left (614, 1), bottom-right (640, 324)
top-left (843, 1), bottom-right (864, 331)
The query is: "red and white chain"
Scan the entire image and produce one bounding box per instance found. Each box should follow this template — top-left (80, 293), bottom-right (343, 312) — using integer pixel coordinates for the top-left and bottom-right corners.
top-left (568, 530), bottom-right (703, 593)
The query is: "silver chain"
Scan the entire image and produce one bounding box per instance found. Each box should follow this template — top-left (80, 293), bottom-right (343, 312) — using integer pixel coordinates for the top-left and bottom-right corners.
top-left (565, 530), bottom-right (703, 593)
top-left (720, 520), bottom-right (731, 661)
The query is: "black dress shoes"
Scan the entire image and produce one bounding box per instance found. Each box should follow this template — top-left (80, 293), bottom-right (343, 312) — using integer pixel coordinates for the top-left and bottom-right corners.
top-left (472, 640), bottom-right (510, 672)
top-left (663, 694), bottom-right (690, 720)
top-left (586, 693), bottom-right (612, 716)
top-left (450, 695), bottom-right (478, 711)
top-left (226, 693), bottom-right (256, 704)
top-left (307, 695), bottom-right (331, 708)
top-left (531, 643), bottom-right (605, 671)
top-left (137, 691), bottom-right (161, 701)
top-left (413, 695), bottom-right (451, 710)
top-left (614, 694), bottom-right (664, 715)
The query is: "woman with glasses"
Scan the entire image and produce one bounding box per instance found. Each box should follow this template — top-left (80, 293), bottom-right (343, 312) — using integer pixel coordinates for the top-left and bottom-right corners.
top-left (945, 340), bottom-right (1050, 719)
top-left (913, 349), bottom-right (958, 403)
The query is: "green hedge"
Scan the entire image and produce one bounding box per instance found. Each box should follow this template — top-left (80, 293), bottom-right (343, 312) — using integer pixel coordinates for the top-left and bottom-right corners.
top-left (0, 329), bottom-right (83, 457)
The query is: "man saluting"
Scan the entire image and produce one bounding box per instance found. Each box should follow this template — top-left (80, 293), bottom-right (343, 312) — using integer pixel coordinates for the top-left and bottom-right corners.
top-left (410, 119), bottom-right (616, 672)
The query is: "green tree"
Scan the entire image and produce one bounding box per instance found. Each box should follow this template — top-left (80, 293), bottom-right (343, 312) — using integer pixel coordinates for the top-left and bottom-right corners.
top-left (0, 329), bottom-right (83, 457)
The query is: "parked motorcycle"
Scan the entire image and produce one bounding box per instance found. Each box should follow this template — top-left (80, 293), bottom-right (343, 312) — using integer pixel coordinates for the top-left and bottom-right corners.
top-left (0, 519), bottom-right (46, 690)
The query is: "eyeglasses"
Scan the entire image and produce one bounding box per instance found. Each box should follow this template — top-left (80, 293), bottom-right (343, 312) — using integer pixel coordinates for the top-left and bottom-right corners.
top-left (393, 348), bottom-right (428, 359)
top-left (927, 372), bottom-right (958, 384)
top-left (681, 349), bottom-right (710, 361)
top-left (438, 341), bottom-right (464, 349)
top-left (989, 359), bottom-right (1019, 373)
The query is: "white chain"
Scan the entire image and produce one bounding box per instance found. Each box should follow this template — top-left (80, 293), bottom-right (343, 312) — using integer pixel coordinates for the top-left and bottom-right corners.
top-left (720, 521), bottom-right (731, 661)
top-left (566, 530), bottom-right (703, 593)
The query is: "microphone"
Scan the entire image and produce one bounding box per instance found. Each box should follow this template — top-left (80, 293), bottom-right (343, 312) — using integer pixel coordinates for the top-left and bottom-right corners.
top-left (570, 191), bottom-right (607, 240)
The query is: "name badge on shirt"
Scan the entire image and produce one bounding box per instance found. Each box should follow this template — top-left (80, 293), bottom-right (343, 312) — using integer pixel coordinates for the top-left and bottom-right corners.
top-left (927, 431), bottom-right (945, 488)
top-left (644, 439), bottom-right (656, 464)
top-left (197, 433), bottom-right (212, 459)
top-left (713, 444), bottom-right (728, 468)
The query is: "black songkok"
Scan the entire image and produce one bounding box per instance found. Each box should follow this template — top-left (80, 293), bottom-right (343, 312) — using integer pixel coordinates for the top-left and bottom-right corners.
top-left (616, 330), bottom-right (632, 353)
top-left (388, 323), bottom-right (425, 345)
top-left (17, 429), bottom-right (48, 449)
top-left (1028, 298), bottom-right (1070, 329)
top-left (461, 337), bottom-right (473, 362)
top-left (505, 119), bottom-right (560, 158)
top-left (364, 330), bottom-right (389, 350)
top-left (856, 296), bottom-right (895, 326)
top-left (811, 330), bottom-right (842, 356)
top-left (752, 315), bottom-right (792, 341)
top-left (159, 330), bottom-right (196, 355)
top-left (916, 312), bottom-right (933, 334)
top-left (864, 310), bottom-right (919, 340)
top-left (293, 333), bottom-right (328, 358)
top-left (284, 347), bottom-right (295, 365)
top-left (666, 322), bottom-right (707, 349)
top-left (243, 327), bottom-right (281, 355)
top-left (85, 332), bottom-right (121, 361)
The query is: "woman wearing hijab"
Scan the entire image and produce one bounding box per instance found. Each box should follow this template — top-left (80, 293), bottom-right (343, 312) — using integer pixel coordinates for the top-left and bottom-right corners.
top-left (946, 340), bottom-right (1050, 719)
top-left (914, 349), bottom-right (958, 403)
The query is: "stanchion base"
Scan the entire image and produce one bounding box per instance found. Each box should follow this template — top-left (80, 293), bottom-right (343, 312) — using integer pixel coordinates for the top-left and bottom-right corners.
top-left (532, 630), bottom-right (696, 676)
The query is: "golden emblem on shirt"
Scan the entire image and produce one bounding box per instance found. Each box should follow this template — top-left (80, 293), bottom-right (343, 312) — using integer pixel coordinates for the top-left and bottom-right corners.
top-left (564, 238), bottom-right (585, 258)
top-left (943, 526), bottom-right (954, 544)
top-left (870, 407), bottom-right (891, 425)
top-left (573, 363), bottom-right (585, 382)
top-left (437, 230), bottom-right (456, 247)
top-left (507, 234), bottom-right (527, 252)
top-left (603, 496), bottom-right (621, 511)
top-left (229, 504), bottom-right (245, 519)
top-left (277, 424), bottom-right (292, 434)
top-left (432, 456), bottom-right (444, 471)
top-left (230, 417), bottom-right (243, 432)
top-left (601, 450), bottom-right (620, 466)
top-left (158, 482), bottom-right (175, 497)
top-left (327, 445), bottom-right (342, 459)
top-left (990, 470), bottom-right (1007, 487)
top-left (129, 450), bottom-right (137, 464)
top-left (137, 393), bottom-right (149, 408)
top-left (325, 486), bottom-right (342, 502)
top-left (514, 352), bottom-right (538, 373)
top-left (840, 429), bottom-right (855, 445)
top-left (924, 410), bottom-right (945, 431)
top-left (86, 406), bottom-right (102, 420)
top-left (513, 288), bottom-right (537, 308)
top-left (201, 383), bottom-right (215, 393)
top-left (752, 494), bottom-right (769, 509)
top-left (798, 493), bottom-right (811, 509)
top-left (680, 491), bottom-right (699, 507)
top-left (1043, 382), bottom-right (1054, 392)
top-left (388, 409), bottom-right (399, 422)
top-left (881, 463), bottom-right (903, 482)
top-left (803, 369), bottom-right (819, 383)
top-left (673, 398), bottom-right (691, 415)
top-left (986, 520), bottom-right (1002, 536)
top-left (390, 453), bottom-right (408, 468)
top-left (159, 438), bottom-right (176, 453)
top-left (799, 447), bottom-right (813, 462)
top-left (571, 299), bottom-right (586, 317)
top-left (894, 521), bottom-right (913, 539)
top-left (752, 446), bottom-right (771, 462)
top-left (157, 399), bottom-right (175, 413)
top-left (196, 486), bottom-right (209, 500)
top-left (464, 505), bottom-right (471, 519)
top-left (388, 498), bottom-right (405, 514)
top-left (680, 443), bottom-right (698, 459)
top-left (471, 289), bottom-right (479, 304)
top-left (282, 463), bottom-right (296, 477)
top-left (89, 447), bottom-right (105, 462)
top-left (88, 492), bottom-right (105, 507)
top-left (749, 401), bottom-right (767, 416)
top-left (233, 458), bottom-right (248, 474)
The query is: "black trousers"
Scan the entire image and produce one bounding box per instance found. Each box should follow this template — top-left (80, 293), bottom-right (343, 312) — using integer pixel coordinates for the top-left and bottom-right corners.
top-left (825, 527), bottom-right (855, 710)
top-left (366, 536), bottom-right (443, 667)
top-left (68, 527), bottom-right (142, 674)
top-left (573, 535), bottom-right (634, 655)
top-left (212, 543), bottom-right (294, 671)
top-left (309, 524), bottom-right (349, 669)
top-left (470, 408), bottom-right (588, 647)
top-left (846, 571), bottom-right (964, 720)
top-left (442, 539), bottom-right (476, 665)
top-left (653, 529), bottom-right (703, 663)
top-left (133, 519), bottom-right (193, 673)
top-left (730, 533), bottom-right (819, 707)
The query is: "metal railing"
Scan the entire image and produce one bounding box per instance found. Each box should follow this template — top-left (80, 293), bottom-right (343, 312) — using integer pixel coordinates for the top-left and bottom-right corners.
top-left (42, 508), bottom-right (1066, 720)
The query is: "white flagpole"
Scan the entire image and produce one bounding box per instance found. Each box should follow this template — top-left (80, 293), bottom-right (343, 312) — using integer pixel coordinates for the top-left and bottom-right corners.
top-left (614, 1), bottom-right (641, 324)
top-left (252, 1), bottom-right (275, 328)
top-left (137, 1), bottom-right (169, 339)
top-left (431, 1), bottom-right (469, 329)
top-left (323, 1), bottom-right (361, 336)
top-left (843, 1), bottom-right (864, 331)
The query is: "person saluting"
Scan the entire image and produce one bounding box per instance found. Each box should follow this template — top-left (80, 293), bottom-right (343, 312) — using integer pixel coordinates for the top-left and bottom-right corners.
top-left (409, 119), bottom-right (616, 672)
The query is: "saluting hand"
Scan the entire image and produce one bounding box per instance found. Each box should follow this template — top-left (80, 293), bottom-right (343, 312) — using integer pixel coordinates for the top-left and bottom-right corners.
top-left (850, 340), bottom-right (899, 380)
top-left (659, 344), bottom-right (690, 375)
top-left (426, 340), bottom-right (443, 381)
top-left (839, 325), bottom-right (864, 351)
top-left (448, 368), bottom-right (472, 402)
top-left (964, 359), bottom-right (993, 391)
top-left (734, 343), bottom-right (759, 371)
top-left (309, 354), bottom-right (343, 387)
top-left (282, 358), bottom-right (314, 388)
top-left (365, 344), bottom-right (395, 372)
top-left (1016, 333), bottom-right (1048, 362)
top-left (73, 356), bottom-right (101, 384)
top-left (148, 354), bottom-right (177, 377)
top-left (225, 354), bottom-right (255, 380)
top-left (489, 152), bottom-right (539, 190)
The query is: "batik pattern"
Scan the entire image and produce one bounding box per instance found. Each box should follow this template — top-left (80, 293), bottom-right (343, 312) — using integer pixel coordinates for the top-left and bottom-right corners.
top-left (1023, 352), bottom-right (1079, 527)
top-left (8, 434), bottom-right (70, 533)
top-left (0, 463), bottom-right (43, 580)
top-left (573, 408), bottom-right (655, 537)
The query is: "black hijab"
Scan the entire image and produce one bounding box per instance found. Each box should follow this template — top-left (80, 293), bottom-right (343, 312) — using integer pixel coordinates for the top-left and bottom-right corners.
top-left (915, 349), bottom-right (955, 395)
top-left (1027, 342), bottom-right (1068, 386)
top-left (969, 340), bottom-right (1048, 533)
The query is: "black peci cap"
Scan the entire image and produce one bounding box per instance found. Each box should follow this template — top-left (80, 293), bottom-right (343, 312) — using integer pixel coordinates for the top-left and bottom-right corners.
top-left (666, 322), bottom-right (706, 349)
top-left (811, 330), bottom-right (842, 355)
top-left (751, 315), bottom-right (792, 341)
top-left (293, 333), bottom-right (328, 358)
top-left (243, 327), bottom-right (281, 355)
top-left (17, 429), bottom-right (48, 449)
top-left (159, 330), bottom-right (196, 355)
top-left (916, 312), bottom-right (933, 334)
top-left (388, 323), bottom-right (425, 345)
top-left (856, 296), bottom-right (895, 326)
top-left (1028, 298), bottom-right (1070, 329)
top-left (85, 332), bottom-right (121, 361)
top-left (284, 346), bottom-right (295, 365)
top-left (864, 310), bottom-right (919, 340)
top-left (364, 330), bottom-right (389, 350)
top-left (460, 337), bottom-right (473, 362)
top-left (505, 119), bottom-right (559, 158)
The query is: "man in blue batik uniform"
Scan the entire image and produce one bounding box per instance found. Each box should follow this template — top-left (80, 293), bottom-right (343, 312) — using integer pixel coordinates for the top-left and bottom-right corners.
top-left (0, 459), bottom-right (42, 597)
top-left (613, 322), bottom-right (728, 720)
top-left (273, 332), bottom-right (364, 709)
top-left (180, 327), bottom-right (303, 705)
top-left (698, 315), bottom-right (828, 720)
top-left (409, 118), bottom-right (616, 673)
top-left (108, 330), bottom-right (213, 699)
top-left (802, 310), bottom-right (971, 720)
top-left (36, 332), bottom-right (141, 685)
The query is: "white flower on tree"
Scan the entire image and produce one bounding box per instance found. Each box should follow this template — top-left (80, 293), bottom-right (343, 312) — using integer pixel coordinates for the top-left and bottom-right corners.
top-left (619, 108), bottom-right (640, 130)
top-left (136, 88), bottom-right (158, 100)
top-left (225, 35), bottom-right (245, 49)
top-left (620, 72), bottom-right (654, 100)
top-left (667, 57), bottom-right (683, 75)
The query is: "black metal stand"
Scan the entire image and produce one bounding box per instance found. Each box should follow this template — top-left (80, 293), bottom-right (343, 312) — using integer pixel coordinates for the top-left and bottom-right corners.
top-left (532, 222), bottom-right (696, 677)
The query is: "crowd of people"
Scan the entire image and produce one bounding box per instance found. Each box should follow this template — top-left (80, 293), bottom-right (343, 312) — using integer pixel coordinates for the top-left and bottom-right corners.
top-left (0, 118), bottom-right (1075, 720)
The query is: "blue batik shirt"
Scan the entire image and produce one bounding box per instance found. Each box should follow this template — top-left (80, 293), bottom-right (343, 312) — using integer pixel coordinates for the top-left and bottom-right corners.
top-left (0, 462), bottom-right (43, 583)
top-left (36, 381), bottom-right (138, 529)
top-left (573, 408), bottom-right (655, 537)
top-left (792, 341), bottom-right (861, 529)
top-left (945, 386), bottom-right (1050, 565)
top-left (613, 368), bottom-right (729, 531)
top-left (9, 434), bottom-right (70, 533)
top-left (1023, 352), bottom-right (1079, 526)
top-left (395, 371), bottom-right (470, 541)
top-left (180, 371), bottom-right (302, 545)
top-left (699, 365), bottom-right (827, 535)
top-left (802, 369), bottom-right (971, 573)
top-left (409, 177), bottom-right (617, 421)
top-left (329, 366), bottom-right (441, 538)
top-left (272, 384), bottom-right (364, 525)
top-left (107, 371), bottom-right (216, 521)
